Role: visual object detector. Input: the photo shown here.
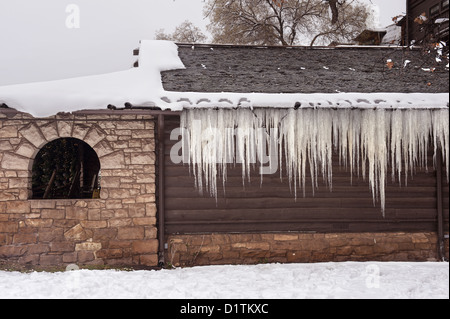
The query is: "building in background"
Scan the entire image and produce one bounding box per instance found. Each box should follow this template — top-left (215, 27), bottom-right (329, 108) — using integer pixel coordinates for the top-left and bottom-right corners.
top-left (398, 0), bottom-right (449, 45)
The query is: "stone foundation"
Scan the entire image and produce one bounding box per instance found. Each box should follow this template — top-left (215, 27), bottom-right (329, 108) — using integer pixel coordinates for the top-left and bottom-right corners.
top-left (166, 232), bottom-right (450, 267)
top-left (0, 111), bottom-right (158, 269)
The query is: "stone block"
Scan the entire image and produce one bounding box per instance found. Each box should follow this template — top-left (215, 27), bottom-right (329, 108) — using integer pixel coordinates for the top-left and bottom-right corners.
top-left (144, 226), bottom-right (157, 239)
top-left (0, 125), bottom-right (18, 138)
top-left (102, 177), bottom-right (121, 188)
top-left (75, 241), bottom-right (102, 251)
top-left (8, 177), bottom-right (28, 189)
top-left (100, 151), bottom-right (125, 169)
top-left (108, 218), bottom-right (133, 227)
top-left (19, 124), bottom-right (46, 148)
top-left (65, 206), bottom-right (88, 220)
top-left (232, 242), bottom-right (270, 250)
top-left (132, 239), bottom-right (158, 254)
top-left (200, 245), bottom-right (221, 253)
top-left (0, 221), bottom-right (19, 233)
top-left (1, 153), bottom-right (29, 170)
top-left (132, 217), bottom-right (156, 226)
top-left (24, 219), bottom-right (53, 228)
top-left (50, 242), bottom-right (75, 252)
top-left (117, 226), bottom-right (145, 240)
top-left (57, 121), bottom-right (73, 137)
top-left (140, 254), bottom-right (158, 267)
top-left (127, 203), bottom-right (146, 217)
top-left (39, 121), bottom-right (58, 141)
top-left (39, 254), bottom-right (62, 265)
top-left (0, 245), bottom-right (27, 258)
top-left (64, 224), bottom-right (92, 241)
top-left (0, 140), bottom-right (13, 151)
top-left (131, 130), bottom-right (153, 139)
top-left (131, 153), bottom-right (155, 165)
top-left (30, 200), bottom-right (56, 209)
top-left (18, 254), bottom-right (40, 265)
top-left (27, 244), bottom-right (49, 255)
top-left (411, 233), bottom-right (430, 243)
top-left (7, 201), bottom-right (30, 214)
top-left (92, 228), bottom-right (117, 241)
top-left (94, 140), bottom-right (114, 158)
top-left (41, 209), bottom-right (65, 219)
top-left (71, 124), bottom-right (90, 140)
top-left (80, 220), bottom-right (107, 229)
top-left (96, 249), bottom-right (123, 259)
top-left (15, 142), bottom-right (36, 159)
top-left (274, 234), bottom-right (299, 241)
top-left (84, 126), bottom-right (105, 147)
top-left (13, 233), bottom-right (37, 244)
top-left (145, 203), bottom-right (157, 216)
top-left (63, 252), bottom-right (78, 263)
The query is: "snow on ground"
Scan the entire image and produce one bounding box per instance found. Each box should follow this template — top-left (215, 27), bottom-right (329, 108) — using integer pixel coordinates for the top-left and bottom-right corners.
top-left (0, 262), bottom-right (448, 299)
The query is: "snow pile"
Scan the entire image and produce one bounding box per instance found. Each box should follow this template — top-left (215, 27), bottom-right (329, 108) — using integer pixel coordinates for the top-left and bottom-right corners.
top-left (0, 262), bottom-right (448, 299)
top-left (181, 108), bottom-right (449, 214)
top-left (0, 40), bottom-right (448, 117)
top-left (0, 41), bottom-right (185, 117)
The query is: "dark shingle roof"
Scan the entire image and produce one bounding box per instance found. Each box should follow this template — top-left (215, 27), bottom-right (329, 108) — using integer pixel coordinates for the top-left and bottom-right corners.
top-left (161, 44), bottom-right (449, 94)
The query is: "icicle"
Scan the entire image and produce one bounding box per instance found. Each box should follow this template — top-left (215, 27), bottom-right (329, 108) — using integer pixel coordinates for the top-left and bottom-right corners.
top-left (433, 109), bottom-right (449, 182)
top-left (180, 108), bottom-right (449, 215)
top-left (391, 110), bottom-right (403, 185)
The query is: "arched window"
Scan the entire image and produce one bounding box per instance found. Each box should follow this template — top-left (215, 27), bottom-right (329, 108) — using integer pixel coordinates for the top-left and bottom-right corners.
top-left (32, 138), bottom-right (100, 199)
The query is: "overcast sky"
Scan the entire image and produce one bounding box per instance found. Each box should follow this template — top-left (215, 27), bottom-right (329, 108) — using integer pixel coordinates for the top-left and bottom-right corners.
top-left (0, 0), bottom-right (405, 86)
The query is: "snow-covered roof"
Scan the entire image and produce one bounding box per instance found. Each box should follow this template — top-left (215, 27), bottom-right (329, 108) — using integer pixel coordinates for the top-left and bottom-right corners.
top-left (380, 24), bottom-right (402, 45)
top-left (162, 43), bottom-right (449, 94)
top-left (0, 41), bottom-right (448, 118)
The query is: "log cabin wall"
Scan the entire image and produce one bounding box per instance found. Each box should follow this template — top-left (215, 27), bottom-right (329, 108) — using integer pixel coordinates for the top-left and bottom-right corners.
top-left (163, 115), bottom-right (449, 266)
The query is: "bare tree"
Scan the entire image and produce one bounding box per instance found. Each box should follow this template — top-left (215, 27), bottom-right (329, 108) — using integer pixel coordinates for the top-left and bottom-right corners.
top-left (308, 0), bottom-right (369, 46)
top-left (155, 20), bottom-right (208, 43)
top-left (204, 0), bottom-right (370, 46)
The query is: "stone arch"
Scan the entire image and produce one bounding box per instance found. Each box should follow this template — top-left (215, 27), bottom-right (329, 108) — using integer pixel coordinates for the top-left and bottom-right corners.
top-left (14, 120), bottom-right (110, 199)
top-left (31, 137), bottom-right (101, 199)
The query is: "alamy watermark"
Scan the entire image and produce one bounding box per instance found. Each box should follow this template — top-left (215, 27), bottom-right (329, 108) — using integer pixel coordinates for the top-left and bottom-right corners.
top-left (65, 4), bottom-right (80, 29)
top-left (170, 125), bottom-right (280, 175)
top-left (365, 264), bottom-right (381, 289)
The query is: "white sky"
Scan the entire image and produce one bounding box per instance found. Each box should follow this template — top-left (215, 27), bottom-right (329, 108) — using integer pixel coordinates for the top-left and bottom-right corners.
top-left (0, 0), bottom-right (406, 86)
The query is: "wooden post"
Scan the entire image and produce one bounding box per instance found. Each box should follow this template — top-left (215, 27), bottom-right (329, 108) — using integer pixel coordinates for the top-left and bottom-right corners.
top-left (436, 151), bottom-right (444, 261)
top-left (158, 114), bottom-right (166, 267)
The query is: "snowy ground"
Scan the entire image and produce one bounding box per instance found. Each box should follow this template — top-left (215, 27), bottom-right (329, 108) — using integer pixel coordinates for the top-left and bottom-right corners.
top-left (0, 262), bottom-right (448, 299)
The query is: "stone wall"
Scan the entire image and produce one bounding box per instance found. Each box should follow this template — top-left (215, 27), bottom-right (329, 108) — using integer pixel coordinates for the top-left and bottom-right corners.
top-left (0, 110), bottom-right (158, 269)
top-left (167, 232), bottom-right (450, 267)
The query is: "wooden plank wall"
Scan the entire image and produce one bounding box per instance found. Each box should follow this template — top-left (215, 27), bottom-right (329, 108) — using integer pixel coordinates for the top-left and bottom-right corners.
top-left (163, 115), bottom-right (449, 235)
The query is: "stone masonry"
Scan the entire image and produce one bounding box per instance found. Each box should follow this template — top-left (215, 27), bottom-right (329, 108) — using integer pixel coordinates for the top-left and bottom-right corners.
top-left (167, 232), bottom-right (450, 267)
top-left (0, 110), bottom-right (158, 269)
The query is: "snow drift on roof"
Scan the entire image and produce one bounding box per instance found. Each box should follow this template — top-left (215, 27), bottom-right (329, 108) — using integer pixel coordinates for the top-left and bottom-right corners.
top-left (0, 41), bottom-right (185, 117)
top-left (0, 41), bottom-right (448, 117)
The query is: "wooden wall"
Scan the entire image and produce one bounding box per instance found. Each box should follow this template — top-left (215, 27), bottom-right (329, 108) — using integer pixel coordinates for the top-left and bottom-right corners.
top-left (163, 115), bottom-right (449, 235)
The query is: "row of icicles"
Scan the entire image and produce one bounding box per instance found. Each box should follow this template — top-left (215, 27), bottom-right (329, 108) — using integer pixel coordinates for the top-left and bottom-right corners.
top-left (180, 108), bottom-right (449, 215)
